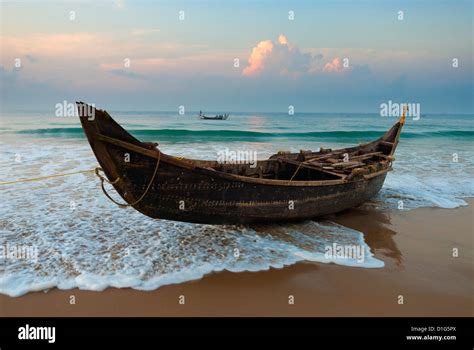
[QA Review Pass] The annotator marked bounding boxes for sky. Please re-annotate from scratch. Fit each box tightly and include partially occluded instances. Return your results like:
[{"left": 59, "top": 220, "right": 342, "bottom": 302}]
[{"left": 0, "top": 0, "right": 472, "bottom": 113}]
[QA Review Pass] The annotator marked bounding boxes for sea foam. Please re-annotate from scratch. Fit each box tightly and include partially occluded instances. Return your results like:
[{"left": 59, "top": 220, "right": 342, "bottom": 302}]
[{"left": 0, "top": 136, "right": 472, "bottom": 297}]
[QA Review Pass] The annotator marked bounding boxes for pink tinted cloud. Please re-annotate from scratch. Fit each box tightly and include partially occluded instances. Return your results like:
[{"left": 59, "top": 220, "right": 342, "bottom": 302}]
[
  {"left": 243, "top": 35, "right": 311, "bottom": 77},
  {"left": 99, "top": 52, "right": 240, "bottom": 77},
  {"left": 242, "top": 40, "right": 274, "bottom": 76},
  {"left": 323, "top": 57, "right": 343, "bottom": 73},
  {"left": 278, "top": 34, "right": 288, "bottom": 45},
  {"left": 243, "top": 35, "right": 343, "bottom": 78},
  {"left": 1, "top": 33, "right": 105, "bottom": 58}
]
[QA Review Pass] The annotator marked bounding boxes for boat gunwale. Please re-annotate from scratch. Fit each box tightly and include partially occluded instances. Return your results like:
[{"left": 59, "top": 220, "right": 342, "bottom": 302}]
[{"left": 95, "top": 133, "right": 392, "bottom": 187}]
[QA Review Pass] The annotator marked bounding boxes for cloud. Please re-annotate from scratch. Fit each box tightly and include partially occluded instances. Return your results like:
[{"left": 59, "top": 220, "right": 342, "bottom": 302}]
[
  {"left": 1, "top": 33, "right": 105, "bottom": 58},
  {"left": 277, "top": 35, "right": 288, "bottom": 45},
  {"left": 242, "top": 40, "right": 274, "bottom": 76},
  {"left": 243, "top": 35, "right": 336, "bottom": 77},
  {"left": 99, "top": 51, "right": 240, "bottom": 78},
  {"left": 323, "top": 57, "right": 343, "bottom": 72}
]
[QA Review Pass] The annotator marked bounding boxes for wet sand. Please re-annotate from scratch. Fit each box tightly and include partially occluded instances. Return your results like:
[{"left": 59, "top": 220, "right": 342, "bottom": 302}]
[{"left": 1, "top": 199, "right": 472, "bottom": 317}]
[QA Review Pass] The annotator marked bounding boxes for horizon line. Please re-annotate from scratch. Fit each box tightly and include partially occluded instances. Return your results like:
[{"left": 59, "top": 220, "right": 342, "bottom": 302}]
[{"left": 2, "top": 109, "right": 473, "bottom": 116}]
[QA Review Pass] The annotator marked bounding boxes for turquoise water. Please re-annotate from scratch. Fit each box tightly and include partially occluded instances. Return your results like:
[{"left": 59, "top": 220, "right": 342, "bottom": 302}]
[
  {"left": 5, "top": 111, "right": 474, "bottom": 140},
  {"left": 0, "top": 111, "right": 472, "bottom": 296}
]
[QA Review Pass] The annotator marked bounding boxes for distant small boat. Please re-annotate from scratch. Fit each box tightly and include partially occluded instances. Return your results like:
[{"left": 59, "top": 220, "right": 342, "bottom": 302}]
[
  {"left": 78, "top": 102, "right": 405, "bottom": 224},
  {"left": 199, "top": 111, "right": 229, "bottom": 120}
]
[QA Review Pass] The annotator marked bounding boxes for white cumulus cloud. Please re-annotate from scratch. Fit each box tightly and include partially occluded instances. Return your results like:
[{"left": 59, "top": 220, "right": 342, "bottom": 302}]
[{"left": 243, "top": 35, "right": 347, "bottom": 77}]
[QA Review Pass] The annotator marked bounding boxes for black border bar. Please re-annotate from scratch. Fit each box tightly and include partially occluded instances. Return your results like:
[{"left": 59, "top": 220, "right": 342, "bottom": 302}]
[{"left": 0, "top": 317, "right": 472, "bottom": 345}]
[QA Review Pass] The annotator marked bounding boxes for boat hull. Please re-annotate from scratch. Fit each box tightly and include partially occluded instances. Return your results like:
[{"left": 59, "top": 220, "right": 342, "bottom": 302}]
[
  {"left": 122, "top": 158, "right": 386, "bottom": 224},
  {"left": 77, "top": 102, "right": 399, "bottom": 225}
]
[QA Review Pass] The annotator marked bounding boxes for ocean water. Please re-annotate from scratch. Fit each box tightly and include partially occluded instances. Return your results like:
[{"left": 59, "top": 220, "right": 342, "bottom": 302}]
[{"left": 0, "top": 111, "right": 473, "bottom": 297}]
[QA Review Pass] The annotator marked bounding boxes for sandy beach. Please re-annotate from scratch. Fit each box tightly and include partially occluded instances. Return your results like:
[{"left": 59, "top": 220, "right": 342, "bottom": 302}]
[{"left": 1, "top": 199, "right": 472, "bottom": 317}]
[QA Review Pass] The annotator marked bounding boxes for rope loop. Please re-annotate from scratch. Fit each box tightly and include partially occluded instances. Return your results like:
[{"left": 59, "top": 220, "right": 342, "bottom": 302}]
[{"left": 94, "top": 150, "right": 161, "bottom": 208}]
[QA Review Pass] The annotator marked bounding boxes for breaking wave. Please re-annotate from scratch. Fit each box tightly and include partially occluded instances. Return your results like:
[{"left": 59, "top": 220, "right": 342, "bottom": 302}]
[{"left": 16, "top": 127, "right": 474, "bottom": 142}]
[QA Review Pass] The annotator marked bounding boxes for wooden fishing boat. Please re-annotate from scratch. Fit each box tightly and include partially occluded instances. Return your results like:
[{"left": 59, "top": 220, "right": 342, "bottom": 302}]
[
  {"left": 199, "top": 111, "right": 229, "bottom": 120},
  {"left": 77, "top": 102, "right": 405, "bottom": 224}
]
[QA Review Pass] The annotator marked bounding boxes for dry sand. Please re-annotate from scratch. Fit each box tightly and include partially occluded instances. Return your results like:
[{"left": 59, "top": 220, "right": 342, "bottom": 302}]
[{"left": 1, "top": 200, "right": 472, "bottom": 317}]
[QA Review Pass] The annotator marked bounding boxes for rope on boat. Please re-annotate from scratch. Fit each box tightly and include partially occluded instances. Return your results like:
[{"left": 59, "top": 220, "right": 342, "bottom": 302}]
[
  {"left": 289, "top": 162, "right": 303, "bottom": 182},
  {"left": 0, "top": 169, "right": 95, "bottom": 185},
  {"left": 95, "top": 150, "right": 161, "bottom": 208},
  {"left": 0, "top": 151, "right": 161, "bottom": 210}
]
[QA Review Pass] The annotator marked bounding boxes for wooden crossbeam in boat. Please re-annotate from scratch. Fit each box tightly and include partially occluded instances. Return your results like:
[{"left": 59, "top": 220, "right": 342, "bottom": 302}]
[
  {"left": 374, "top": 153, "right": 392, "bottom": 159},
  {"left": 304, "top": 150, "right": 348, "bottom": 161},
  {"left": 379, "top": 141, "right": 394, "bottom": 147},
  {"left": 332, "top": 161, "right": 365, "bottom": 168},
  {"left": 315, "top": 151, "right": 389, "bottom": 165},
  {"left": 347, "top": 152, "right": 383, "bottom": 161},
  {"left": 277, "top": 157, "right": 347, "bottom": 178},
  {"left": 96, "top": 134, "right": 159, "bottom": 158}
]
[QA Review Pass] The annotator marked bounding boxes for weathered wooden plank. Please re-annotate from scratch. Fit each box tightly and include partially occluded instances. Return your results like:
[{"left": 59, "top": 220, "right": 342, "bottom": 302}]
[{"left": 332, "top": 161, "right": 365, "bottom": 168}]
